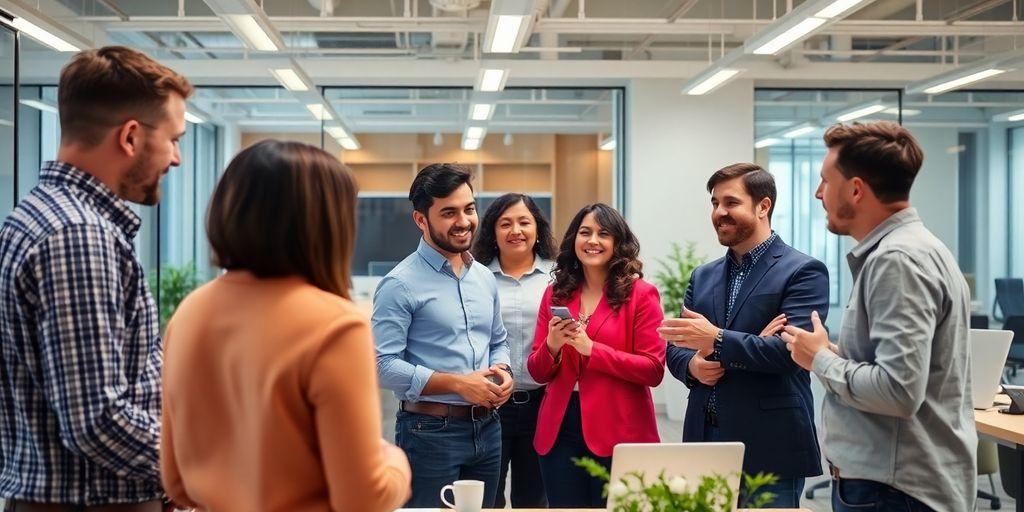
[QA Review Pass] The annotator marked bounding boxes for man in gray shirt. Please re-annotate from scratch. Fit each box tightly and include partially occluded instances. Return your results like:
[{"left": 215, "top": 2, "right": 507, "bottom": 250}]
[{"left": 782, "top": 121, "right": 975, "bottom": 512}]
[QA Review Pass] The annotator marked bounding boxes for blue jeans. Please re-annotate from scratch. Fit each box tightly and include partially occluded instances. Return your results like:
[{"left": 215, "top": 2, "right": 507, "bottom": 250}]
[
  {"left": 704, "top": 421, "right": 805, "bottom": 509},
  {"left": 538, "top": 392, "right": 611, "bottom": 508},
  {"left": 831, "top": 478, "right": 936, "bottom": 512},
  {"left": 395, "top": 410, "right": 502, "bottom": 508}
]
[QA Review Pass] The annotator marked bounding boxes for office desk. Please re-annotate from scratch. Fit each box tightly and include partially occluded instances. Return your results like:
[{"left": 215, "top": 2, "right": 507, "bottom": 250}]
[{"left": 976, "top": 397, "right": 1023, "bottom": 511}]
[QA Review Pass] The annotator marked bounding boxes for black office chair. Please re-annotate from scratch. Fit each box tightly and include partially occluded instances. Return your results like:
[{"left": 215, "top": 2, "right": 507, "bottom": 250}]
[
  {"left": 999, "top": 445, "right": 1020, "bottom": 504},
  {"left": 1004, "top": 316, "right": 1024, "bottom": 378},
  {"left": 993, "top": 278, "right": 1024, "bottom": 323}
]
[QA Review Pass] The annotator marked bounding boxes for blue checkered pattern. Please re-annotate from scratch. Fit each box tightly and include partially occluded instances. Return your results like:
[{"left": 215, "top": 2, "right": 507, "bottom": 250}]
[
  {"left": 0, "top": 161, "right": 163, "bottom": 505},
  {"left": 707, "top": 231, "right": 777, "bottom": 418}
]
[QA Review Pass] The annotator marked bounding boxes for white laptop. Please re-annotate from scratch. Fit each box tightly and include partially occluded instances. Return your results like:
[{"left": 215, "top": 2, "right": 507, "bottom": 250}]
[
  {"left": 971, "top": 328, "right": 1013, "bottom": 409},
  {"left": 608, "top": 442, "right": 745, "bottom": 511}
]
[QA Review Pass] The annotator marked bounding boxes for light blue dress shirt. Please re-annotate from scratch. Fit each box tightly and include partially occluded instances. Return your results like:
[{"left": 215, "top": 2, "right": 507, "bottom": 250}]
[
  {"left": 488, "top": 257, "right": 553, "bottom": 391},
  {"left": 373, "top": 238, "right": 511, "bottom": 405}
]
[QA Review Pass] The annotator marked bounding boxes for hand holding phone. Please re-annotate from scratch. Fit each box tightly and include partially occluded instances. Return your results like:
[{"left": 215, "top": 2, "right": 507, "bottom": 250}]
[{"left": 550, "top": 306, "right": 575, "bottom": 321}]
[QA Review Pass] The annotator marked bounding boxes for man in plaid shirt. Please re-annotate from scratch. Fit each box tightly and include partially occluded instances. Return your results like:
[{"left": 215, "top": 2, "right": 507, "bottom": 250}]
[{"left": 0, "top": 47, "right": 191, "bottom": 511}]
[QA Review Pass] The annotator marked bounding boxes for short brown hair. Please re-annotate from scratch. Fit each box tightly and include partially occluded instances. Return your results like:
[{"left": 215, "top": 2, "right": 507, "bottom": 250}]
[
  {"left": 823, "top": 121, "right": 923, "bottom": 203},
  {"left": 206, "top": 140, "right": 358, "bottom": 299},
  {"left": 58, "top": 46, "right": 193, "bottom": 147},
  {"left": 706, "top": 163, "right": 777, "bottom": 221}
]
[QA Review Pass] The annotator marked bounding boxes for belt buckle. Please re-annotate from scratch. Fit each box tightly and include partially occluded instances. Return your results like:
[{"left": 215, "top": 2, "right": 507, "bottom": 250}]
[
  {"left": 470, "top": 405, "right": 492, "bottom": 421},
  {"left": 512, "top": 390, "right": 530, "bottom": 404}
]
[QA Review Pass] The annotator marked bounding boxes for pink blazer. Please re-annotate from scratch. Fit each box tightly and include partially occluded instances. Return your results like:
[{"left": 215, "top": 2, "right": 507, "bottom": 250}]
[{"left": 527, "top": 279, "right": 665, "bottom": 457}]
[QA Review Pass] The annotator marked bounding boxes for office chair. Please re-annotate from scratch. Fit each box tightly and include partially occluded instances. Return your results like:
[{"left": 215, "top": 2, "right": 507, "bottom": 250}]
[
  {"left": 804, "top": 479, "right": 830, "bottom": 500},
  {"left": 978, "top": 440, "right": 1002, "bottom": 509},
  {"left": 1004, "top": 316, "right": 1024, "bottom": 378},
  {"left": 999, "top": 444, "right": 1020, "bottom": 505},
  {"left": 993, "top": 278, "right": 1024, "bottom": 323}
]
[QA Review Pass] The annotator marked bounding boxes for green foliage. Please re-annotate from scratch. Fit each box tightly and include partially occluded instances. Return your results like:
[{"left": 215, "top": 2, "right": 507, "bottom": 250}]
[
  {"left": 653, "top": 242, "right": 706, "bottom": 315},
  {"left": 149, "top": 263, "right": 200, "bottom": 332},
  {"left": 574, "top": 457, "right": 778, "bottom": 512}
]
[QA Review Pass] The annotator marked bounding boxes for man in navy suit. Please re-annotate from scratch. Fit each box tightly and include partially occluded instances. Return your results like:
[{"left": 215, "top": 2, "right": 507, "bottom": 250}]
[{"left": 661, "top": 163, "right": 830, "bottom": 508}]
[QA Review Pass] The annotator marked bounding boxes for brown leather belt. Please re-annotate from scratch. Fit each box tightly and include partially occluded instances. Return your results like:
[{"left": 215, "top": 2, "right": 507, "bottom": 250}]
[
  {"left": 5, "top": 499, "right": 163, "bottom": 512},
  {"left": 401, "top": 401, "right": 494, "bottom": 421}
]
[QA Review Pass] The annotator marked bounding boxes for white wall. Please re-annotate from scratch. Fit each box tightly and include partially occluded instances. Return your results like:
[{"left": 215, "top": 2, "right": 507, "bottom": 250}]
[{"left": 626, "top": 78, "right": 755, "bottom": 422}]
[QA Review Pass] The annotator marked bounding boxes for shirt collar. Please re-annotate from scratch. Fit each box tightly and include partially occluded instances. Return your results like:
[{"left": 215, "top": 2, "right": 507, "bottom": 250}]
[
  {"left": 487, "top": 256, "right": 550, "bottom": 277},
  {"left": 728, "top": 231, "right": 778, "bottom": 268},
  {"left": 38, "top": 161, "right": 142, "bottom": 239},
  {"left": 416, "top": 237, "right": 475, "bottom": 273},
  {"left": 849, "top": 207, "right": 921, "bottom": 261}
]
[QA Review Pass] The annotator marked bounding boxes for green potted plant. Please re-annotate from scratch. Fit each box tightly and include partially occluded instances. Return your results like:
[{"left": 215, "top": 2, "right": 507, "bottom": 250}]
[
  {"left": 575, "top": 457, "right": 778, "bottom": 511},
  {"left": 653, "top": 242, "right": 706, "bottom": 316},
  {"left": 149, "top": 262, "right": 201, "bottom": 332}
]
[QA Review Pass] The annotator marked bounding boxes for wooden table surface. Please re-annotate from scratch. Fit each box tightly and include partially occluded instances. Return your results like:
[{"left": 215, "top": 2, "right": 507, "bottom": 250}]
[{"left": 975, "top": 395, "right": 1024, "bottom": 445}]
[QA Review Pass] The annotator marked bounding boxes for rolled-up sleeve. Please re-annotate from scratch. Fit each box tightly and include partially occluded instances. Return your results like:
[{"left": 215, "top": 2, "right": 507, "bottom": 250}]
[
  {"left": 372, "top": 276, "right": 434, "bottom": 401},
  {"left": 812, "top": 250, "right": 938, "bottom": 419}
]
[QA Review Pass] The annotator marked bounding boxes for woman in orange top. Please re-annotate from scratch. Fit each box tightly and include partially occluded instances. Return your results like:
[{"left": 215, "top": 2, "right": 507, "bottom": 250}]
[{"left": 160, "top": 140, "right": 411, "bottom": 512}]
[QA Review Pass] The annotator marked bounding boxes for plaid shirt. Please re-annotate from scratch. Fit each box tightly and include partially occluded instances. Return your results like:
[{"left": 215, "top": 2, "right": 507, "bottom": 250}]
[{"left": 0, "top": 161, "right": 163, "bottom": 505}]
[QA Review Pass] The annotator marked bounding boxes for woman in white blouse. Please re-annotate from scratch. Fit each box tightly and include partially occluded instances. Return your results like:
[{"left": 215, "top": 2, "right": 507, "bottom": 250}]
[{"left": 471, "top": 193, "right": 557, "bottom": 508}]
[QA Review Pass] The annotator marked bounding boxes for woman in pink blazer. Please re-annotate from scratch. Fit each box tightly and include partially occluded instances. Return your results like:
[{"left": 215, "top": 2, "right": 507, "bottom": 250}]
[{"left": 527, "top": 203, "right": 665, "bottom": 508}]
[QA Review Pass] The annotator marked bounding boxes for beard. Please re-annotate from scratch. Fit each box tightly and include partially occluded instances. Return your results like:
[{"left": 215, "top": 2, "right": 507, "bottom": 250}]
[
  {"left": 122, "top": 142, "right": 166, "bottom": 206},
  {"left": 825, "top": 199, "right": 856, "bottom": 235},
  {"left": 714, "top": 215, "right": 757, "bottom": 248},
  {"left": 427, "top": 218, "right": 475, "bottom": 254}
]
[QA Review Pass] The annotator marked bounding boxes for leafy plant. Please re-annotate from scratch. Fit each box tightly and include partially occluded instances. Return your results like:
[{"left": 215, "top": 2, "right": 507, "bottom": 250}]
[
  {"left": 149, "top": 263, "right": 200, "bottom": 332},
  {"left": 653, "top": 242, "right": 706, "bottom": 316},
  {"left": 575, "top": 457, "right": 778, "bottom": 512}
]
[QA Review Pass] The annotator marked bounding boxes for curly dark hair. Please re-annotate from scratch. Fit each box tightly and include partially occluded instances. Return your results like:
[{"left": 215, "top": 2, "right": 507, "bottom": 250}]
[
  {"left": 471, "top": 193, "right": 557, "bottom": 265},
  {"left": 551, "top": 203, "right": 642, "bottom": 310}
]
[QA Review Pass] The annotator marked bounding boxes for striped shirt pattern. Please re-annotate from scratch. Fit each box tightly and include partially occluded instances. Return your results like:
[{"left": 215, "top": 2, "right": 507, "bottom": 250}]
[{"left": 0, "top": 161, "right": 163, "bottom": 505}]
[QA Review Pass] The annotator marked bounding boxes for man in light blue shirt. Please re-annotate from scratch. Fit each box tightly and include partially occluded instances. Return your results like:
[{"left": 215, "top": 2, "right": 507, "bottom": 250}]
[{"left": 373, "top": 163, "right": 513, "bottom": 508}]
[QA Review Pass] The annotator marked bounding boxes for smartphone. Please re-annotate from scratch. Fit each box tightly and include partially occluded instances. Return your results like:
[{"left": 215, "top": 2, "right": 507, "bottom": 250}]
[{"left": 550, "top": 306, "right": 576, "bottom": 322}]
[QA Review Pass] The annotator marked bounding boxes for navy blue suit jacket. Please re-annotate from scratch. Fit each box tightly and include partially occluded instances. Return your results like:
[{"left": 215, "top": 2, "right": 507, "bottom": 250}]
[{"left": 666, "top": 237, "right": 829, "bottom": 479}]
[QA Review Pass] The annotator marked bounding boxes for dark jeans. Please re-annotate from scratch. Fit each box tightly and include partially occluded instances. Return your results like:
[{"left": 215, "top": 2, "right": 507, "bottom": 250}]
[
  {"left": 395, "top": 409, "right": 502, "bottom": 508},
  {"left": 832, "top": 478, "right": 936, "bottom": 512},
  {"left": 538, "top": 392, "right": 611, "bottom": 508},
  {"left": 495, "top": 387, "right": 548, "bottom": 508},
  {"left": 704, "top": 419, "right": 805, "bottom": 509}
]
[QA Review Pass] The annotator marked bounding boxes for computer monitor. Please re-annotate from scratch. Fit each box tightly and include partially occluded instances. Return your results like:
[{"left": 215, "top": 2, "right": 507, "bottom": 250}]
[
  {"left": 971, "top": 328, "right": 1013, "bottom": 409},
  {"left": 608, "top": 442, "right": 744, "bottom": 511}
]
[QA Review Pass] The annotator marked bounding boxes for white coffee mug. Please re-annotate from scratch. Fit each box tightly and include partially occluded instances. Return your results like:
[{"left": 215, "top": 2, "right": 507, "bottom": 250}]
[{"left": 439, "top": 479, "right": 484, "bottom": 512}]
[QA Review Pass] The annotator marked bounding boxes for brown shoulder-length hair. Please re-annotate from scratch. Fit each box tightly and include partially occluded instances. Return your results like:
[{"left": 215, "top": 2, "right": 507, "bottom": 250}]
[
  {"left": 551, "top": 203, "right": 642, "bottom": 310},
  {"left": 206, "top": 140, "right": 358, "bottom": 298}
]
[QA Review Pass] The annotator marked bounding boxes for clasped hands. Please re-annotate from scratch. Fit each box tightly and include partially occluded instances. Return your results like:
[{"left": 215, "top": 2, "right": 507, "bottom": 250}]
[
  {"left": 456, "top": 365, "right": 514, "bottom": 409},
  {"left": 545, "top": 316, "right": 595, "bottom": 359}
]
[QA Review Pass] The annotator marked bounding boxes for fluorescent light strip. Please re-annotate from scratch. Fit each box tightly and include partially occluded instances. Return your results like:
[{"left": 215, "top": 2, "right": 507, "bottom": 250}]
[
  {"left": 338, "top": 137, "right": 360, "bottom": 150},
  {"left": 489, "top": 15, "right": 525, "bottom": 53},
  {"left": 922, "top": 68, "right": 1007, "bottom": 95},
  {"left": 466, "top": 126, "right": 486, "bottom": 139},
  {"left": 1, "top": 17, "right": 80, "bottom": 52},
  {"left": 752, "top": 17, "right": 827, "bottom": 55},
  {"left": 184, "top": 111, "right": 205, "bottom": 124},
  {"left": 325, "top": 126, "right": 348, "bottom": 139},
  {"left": 269, "top": 68, "right": 309, "bottom": 91},
  {"left": 837, "top": 104, "right": 887, "bottom": 122},
  {"left": 1009, "top": 112, "right": 1024, "bottom": 122},
  {"left": 477, "top": 68, "right": 507, "bottom": 92},
  {"left": 784, "top": 126, "right": 816, "bottom": 138},
  {"left": 225, "top": 14, "right": 279, "bottom": 52},
  {"left": 755, "top": 138, "right": 782, "bottom": 149},
  {"left": 815, "top": 0, "right": 868, "bottom": 19},
  {"left": 19, "top": 99, "right": 58, "bottom": 114},
  {"left": 462, "top": 138, "right": 483, "bottom": 151},
  {"left": 470, "top": 103, "right": 494, "bottom": 121},
  {"left": 686, "top": 68, "right": 741, "bottom": 96},
  {"left": 305, "top": 103, "right": 333, "bottom": 121}
]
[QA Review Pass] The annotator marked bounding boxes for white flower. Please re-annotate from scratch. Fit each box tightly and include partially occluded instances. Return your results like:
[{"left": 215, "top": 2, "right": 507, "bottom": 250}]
[
  {"left": 668, "top": 476, "right": 688, "bottom": 495},
  {"left": 608, "top": 481, "right": 629, "bottom": 498}
]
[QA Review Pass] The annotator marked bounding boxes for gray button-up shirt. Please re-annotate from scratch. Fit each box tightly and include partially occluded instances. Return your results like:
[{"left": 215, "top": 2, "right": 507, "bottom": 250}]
[
  {"left": 812, "top": 208, "right": 976, "bottom": 511},
  {"left": 489, "top": 257, "right": 553, "bottom": 391}
]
